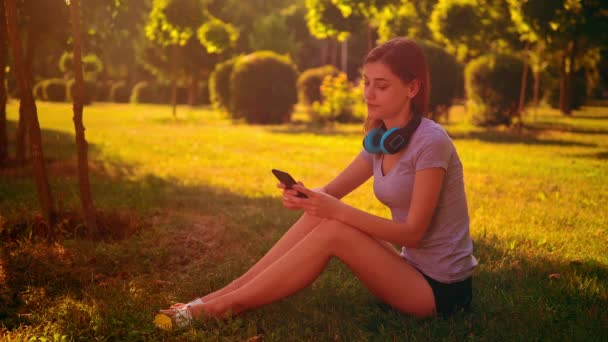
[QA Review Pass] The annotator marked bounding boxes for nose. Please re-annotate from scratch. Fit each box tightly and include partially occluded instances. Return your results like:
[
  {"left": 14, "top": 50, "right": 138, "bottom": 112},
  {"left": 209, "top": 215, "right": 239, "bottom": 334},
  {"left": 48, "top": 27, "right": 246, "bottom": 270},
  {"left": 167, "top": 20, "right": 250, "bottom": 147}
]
[{"left": 364, "top": 85, "right": 375, "bottom": 101}]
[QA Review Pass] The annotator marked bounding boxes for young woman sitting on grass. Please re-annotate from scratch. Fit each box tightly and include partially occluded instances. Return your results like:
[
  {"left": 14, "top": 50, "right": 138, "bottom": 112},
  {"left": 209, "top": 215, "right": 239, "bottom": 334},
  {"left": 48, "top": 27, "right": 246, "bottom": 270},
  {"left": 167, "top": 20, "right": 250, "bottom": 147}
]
[{"left": 156, "top": 37, "right": 477, "bottom": 330}]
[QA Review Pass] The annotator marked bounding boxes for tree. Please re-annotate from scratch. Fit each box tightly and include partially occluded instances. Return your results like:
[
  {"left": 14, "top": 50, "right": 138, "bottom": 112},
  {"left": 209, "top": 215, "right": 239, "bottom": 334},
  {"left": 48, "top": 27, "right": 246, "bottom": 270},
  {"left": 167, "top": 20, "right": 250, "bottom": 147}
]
[
  {"left": 68, "top": 0, "right": 97, "bottom": 235},
  {"left": 4, "top": 0, "right": 56, "bottom": 225},
  {"left": 0, "top": 1, "right": 7, "bottom": 165},
  {"left": 430, "top": 0, "right": 521, "bottom": 62},
  {"left": 508, "top": 0, "right": 608, "bottom": 115},
  {"left": 145, "top": 0, "right": 237, "bottom": 115}
]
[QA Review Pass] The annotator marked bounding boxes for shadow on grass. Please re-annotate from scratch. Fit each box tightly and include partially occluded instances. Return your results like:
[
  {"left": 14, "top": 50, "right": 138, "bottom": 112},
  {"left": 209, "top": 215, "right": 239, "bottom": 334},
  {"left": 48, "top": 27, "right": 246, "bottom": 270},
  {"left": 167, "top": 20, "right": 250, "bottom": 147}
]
[
  {"left": 448, "top": 129, "right": 597, "bottom": 147},
  {"left": 1, "top": 121, "right": 606, "bottom": 340}
]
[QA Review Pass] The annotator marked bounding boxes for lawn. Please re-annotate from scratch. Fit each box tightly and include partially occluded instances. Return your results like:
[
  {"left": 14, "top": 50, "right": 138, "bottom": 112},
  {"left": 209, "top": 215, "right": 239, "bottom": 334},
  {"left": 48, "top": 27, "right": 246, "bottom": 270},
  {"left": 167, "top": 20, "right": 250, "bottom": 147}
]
[{"left": 0, "top": 101, "right": 606, "bottom": 341}]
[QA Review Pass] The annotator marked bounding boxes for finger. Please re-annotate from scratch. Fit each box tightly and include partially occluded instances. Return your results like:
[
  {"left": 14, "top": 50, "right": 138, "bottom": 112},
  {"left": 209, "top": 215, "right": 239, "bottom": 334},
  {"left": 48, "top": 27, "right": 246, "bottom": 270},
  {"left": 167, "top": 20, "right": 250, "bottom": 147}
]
[
  {"left": 277, "top": 183, "right": 286, "bottom": 189},
  {"left": 293, "top": 184, "right": 314, "bottom": 197}
]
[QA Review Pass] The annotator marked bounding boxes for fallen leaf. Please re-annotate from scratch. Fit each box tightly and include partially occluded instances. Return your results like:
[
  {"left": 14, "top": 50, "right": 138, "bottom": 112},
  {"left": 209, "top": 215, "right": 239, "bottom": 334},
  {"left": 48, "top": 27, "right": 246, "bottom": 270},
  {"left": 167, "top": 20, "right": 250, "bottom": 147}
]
[{"left": 548, "top": 273, "right": 560, "bottom": 279}]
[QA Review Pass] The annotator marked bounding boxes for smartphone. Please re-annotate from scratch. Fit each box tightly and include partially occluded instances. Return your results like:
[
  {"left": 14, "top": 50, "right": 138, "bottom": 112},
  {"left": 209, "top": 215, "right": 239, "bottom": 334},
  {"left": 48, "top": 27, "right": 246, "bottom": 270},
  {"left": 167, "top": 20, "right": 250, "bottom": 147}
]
[{"left": 271, "top": 169, "right": 308, "bottom": 198}]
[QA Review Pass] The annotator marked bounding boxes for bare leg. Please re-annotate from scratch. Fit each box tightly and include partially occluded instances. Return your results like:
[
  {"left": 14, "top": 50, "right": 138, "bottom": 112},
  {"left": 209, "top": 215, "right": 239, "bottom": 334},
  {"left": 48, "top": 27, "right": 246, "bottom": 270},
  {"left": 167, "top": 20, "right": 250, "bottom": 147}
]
[
  {"left": 194, "top": 219, "right": 435, "bottom": 319},
  {"left": 200, "top": 213, "right": 324, "bottom": 302}
]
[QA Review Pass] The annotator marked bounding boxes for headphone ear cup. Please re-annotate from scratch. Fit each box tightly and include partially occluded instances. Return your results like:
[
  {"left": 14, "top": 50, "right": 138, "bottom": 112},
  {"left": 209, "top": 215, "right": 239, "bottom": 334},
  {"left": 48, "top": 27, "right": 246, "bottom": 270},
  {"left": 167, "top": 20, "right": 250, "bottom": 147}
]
[
  {"left": 379, "top": 127, "right": 403, "bottom": 154},
  {"left": 363, "top": 128, "right": 385, "bottom": 154}
]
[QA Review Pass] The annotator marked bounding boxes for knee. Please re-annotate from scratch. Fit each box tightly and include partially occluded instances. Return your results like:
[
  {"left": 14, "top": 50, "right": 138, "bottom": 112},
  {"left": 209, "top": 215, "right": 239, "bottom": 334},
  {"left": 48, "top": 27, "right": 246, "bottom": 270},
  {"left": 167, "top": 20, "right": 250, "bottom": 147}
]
[{"left": 310, "top": 219, "right": 356, "bottom": 248}]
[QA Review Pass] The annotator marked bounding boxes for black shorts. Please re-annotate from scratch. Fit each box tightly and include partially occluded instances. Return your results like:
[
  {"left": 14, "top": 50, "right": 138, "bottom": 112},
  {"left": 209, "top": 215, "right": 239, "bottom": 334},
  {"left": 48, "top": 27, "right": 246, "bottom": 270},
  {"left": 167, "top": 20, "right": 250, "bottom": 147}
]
[{"left": 420, "top": 272, "right": 472, "bottom": 316}]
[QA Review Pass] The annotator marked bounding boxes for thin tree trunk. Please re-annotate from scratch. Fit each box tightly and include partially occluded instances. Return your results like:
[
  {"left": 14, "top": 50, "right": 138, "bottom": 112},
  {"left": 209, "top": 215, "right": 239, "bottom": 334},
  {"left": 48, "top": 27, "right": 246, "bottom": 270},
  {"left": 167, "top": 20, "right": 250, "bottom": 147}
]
[
  {"left": 188, "top": 74, "right": 198, "bottom": 106},
  {"left": 5, "top": 0, "right": 55, "bottom": 225},
  {"left": 340, "top": 37, "right": 347, "bottom": 74},
  {"left": 517, "top": 41, "right": 530, "bottom": 127},
  {"left": 533, "top": 69, "right": 540, "bottom": 120},
  {"left": 16, "top": 103, "right": 25, "bottom": 163},
  {"left": 367, "top": 22, "right": 373, "bottom": 51},
  {"left": 321, "top": 39, "right": 328, "bottom": 65},
  {"left": 170, "top": 44, "right": 178, "bottom": 119},
  {"left": 331, "top": 39, "right": 338, "bottom": 68},
  {"left": 0, "top": 1, "right": 7, "bottom": 165},
  {"left": 70, "top": 0, "right": 97, "bottom": 236},
  {"left": 560, "top": 39, "right": 576, "bottom": 115}
]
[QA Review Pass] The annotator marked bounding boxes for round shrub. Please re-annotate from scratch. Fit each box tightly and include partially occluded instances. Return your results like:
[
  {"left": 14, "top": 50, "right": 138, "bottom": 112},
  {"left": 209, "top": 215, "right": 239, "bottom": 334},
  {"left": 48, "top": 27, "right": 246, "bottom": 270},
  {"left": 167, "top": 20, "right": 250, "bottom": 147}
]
[
  {"left": 110, "top": 81, "right": 130, "bottom": 103},
  {"left": 547, "top": 69, "right": 587, "bottom": 110},
  {"left": 43, "top": 79, "right": 68, "bottom": 102},
  {"left": 231, "top": 51, "right": 298, "bottom": 124},
  {"left": 419, "top": 40, "right": 462, "bottom": 121},
  {"left": 465, "top": 54, "right": 532, "bottom": 126},
  {"left": 67, "top": 79, "right": 96, "bottom": 105},
  {"left": 33, "top": 80, "right": 45, "bottom": 100},
  {"left": 130, "top": 81, "right": 162, "bottom": 104},
  {"left": 95, "top": 81, "right": 112, "bottom": 102},
  {"left": 297, "top": 65, "right": 339, "bottom": 105},
  {"left": 209, "top": 56, "right": 239, "bottom": 111}
]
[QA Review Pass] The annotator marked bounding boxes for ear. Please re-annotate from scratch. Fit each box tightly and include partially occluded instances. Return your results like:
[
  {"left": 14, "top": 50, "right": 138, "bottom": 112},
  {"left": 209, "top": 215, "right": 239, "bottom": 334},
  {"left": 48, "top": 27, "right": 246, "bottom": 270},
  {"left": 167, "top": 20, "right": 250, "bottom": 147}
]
[{"left": 406, "top": 79, "right": 421, "bottom": 99}]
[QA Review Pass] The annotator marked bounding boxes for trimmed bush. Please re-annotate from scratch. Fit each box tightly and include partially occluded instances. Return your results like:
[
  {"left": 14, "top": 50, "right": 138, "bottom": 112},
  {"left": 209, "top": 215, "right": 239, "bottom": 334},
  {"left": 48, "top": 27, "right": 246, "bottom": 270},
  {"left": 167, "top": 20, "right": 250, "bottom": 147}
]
[
  {"left": 419, "top": 40, "right": 462, "bottom": 121},
  {"left": 67, "top": 79, "right": 96, "bottom": 105},
  {"left": 209, "top": 56, "right": 239, "bottom": 111},
  {"left": 297, "top": 65, "right": 339, "bottom": 105},
  {"left": 109, "top": 81, "right": 130, "bottom": 103},
  {"left": 130, "top": 81, "right": 162, "bottom": 104},
  {"left": 43, "top": 79, "right": 68, "bottom": 102},
  {"left": 547, "top": 69, "right": 587, "bottom": 110},
  {"left": 231, "top": 51, "right": 298, "bottom": 124},
  {"left": 33, "top": 80, "right": 45, "bottom": 100},
  {"left": 95, "top": 81, "right": 112, "bottom": 102},
  {"left": 465, "top": 54, "right": 532, "bottom": 126}
]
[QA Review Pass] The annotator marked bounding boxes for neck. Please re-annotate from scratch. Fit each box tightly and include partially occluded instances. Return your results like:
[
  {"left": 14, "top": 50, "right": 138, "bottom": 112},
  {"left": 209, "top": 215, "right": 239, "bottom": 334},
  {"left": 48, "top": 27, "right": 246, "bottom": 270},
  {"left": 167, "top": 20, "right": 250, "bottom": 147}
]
[{"left": 382, "top": 108, "right": 414, "bottom": 130}]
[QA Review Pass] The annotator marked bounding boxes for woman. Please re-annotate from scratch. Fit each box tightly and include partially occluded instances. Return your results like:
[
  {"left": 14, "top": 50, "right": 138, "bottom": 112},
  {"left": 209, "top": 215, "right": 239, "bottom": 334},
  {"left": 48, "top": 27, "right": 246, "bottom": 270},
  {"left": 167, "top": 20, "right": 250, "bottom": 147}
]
[{"left": 156, "top": 38, "right": 477, "bottom": 330}]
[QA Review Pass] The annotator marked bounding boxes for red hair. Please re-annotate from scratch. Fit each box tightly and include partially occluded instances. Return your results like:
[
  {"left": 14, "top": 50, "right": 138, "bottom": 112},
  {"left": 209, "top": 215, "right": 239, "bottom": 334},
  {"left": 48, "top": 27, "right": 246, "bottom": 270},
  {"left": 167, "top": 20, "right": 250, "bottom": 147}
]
[{"left": 363, "top": 38, "right": 430, "bottom": 132}]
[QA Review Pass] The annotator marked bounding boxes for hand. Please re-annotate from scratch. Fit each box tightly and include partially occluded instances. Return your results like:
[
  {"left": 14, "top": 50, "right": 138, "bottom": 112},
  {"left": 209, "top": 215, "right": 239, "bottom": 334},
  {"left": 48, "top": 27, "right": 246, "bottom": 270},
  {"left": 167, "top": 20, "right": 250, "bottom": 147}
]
[
  {"left": 277, "top": 181, "right": 306, "bottom": 210},
  {"left": 287, "top": 184, "right": 346, "bottom": 219}
]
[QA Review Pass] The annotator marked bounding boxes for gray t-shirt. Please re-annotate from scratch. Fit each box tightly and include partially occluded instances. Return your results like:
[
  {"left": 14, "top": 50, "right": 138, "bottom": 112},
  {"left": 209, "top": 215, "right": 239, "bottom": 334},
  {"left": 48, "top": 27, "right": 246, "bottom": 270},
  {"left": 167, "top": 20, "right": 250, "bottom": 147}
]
[{"left": 360, "top": 118, "right": 477, "bottom": 283}]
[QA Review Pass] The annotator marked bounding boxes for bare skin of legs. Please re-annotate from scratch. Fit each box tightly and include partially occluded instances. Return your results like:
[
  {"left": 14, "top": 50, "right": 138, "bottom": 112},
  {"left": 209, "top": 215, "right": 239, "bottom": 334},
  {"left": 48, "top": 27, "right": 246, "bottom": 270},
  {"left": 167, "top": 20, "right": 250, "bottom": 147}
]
[{"left": 162, "top": 214, "right": 435, "bottom": 319}]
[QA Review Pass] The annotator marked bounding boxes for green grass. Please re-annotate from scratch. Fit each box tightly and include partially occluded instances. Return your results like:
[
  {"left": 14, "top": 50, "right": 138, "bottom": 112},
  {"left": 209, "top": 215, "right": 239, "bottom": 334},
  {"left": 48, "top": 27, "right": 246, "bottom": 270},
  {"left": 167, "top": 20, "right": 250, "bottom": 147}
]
[{"left": 1, "top": 101, "right": 607, "bottom": 341}]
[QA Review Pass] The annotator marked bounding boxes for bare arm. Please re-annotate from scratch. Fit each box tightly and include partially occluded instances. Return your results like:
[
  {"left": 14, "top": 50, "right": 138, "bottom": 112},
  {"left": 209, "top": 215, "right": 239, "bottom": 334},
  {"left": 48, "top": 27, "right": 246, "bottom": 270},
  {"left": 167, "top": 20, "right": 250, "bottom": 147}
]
[
  {"left": 320, "top": 153, "right": 373, "bottom": 199},
  {"left": 292, "top": 167, "right": 445, "bottom": 248}
]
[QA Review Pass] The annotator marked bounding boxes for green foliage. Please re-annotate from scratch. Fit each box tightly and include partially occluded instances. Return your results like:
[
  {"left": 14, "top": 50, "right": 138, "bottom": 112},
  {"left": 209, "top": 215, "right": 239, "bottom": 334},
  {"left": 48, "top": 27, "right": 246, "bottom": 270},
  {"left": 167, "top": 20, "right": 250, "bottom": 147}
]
[
  {"left": 197, "top": 17, "right": 239, "bottom": 54},
  {"left": 145, "top": 0, "right": 205, "bottom": 47},
  {"left": 376, "top": 1, "right": 423, "bottom": 42},
  {"left": 109, "top": 81, "right": 131, "bottom": 103},
  {"left": 231, "top": 51, "right": 298, "bottom": 124},
  {"left": 297, "top": 65, "right": 340, "bottom": 105},
  {"left": 130, "top": 81, "right": 165, "bottom": 104},
  {"left": 311, "top": 73, "right": 365, "bottom": 124},
  {"left": 209, "top": 56, "right": 240, "bottom": 112},
  {"left": 419, "top": 40, "right": 462, "bottom": 120},
  {"left": 465, "top": 53, "right": 532, "bottom": 126},
  {"left": 430, "top": 0, "right": 520, "bottom": 61},
  {"left": 42, "top": 79, "right": 69, "bottom": 102},
  {"left": 59, "top": 52, "right": 104, "bottom": 81},
  {"left": 67, "top": 79, "right": 97, "bottom": 105},
  {"left": 305, "top": 0, "right": 366, "bottom": 41},
  {"left": 248, "top": 14, "right": 301, "bottom": 59}
]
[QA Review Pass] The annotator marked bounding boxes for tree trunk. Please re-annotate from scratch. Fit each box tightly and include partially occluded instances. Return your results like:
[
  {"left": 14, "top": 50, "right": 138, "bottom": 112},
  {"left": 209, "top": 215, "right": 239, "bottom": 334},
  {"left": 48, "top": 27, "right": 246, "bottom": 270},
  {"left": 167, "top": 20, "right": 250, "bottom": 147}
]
[
  {"left": 340, "top": 38, "right": 348, "bottom": 74},
  {"left": 16, "top": 103, "right": 25, "bottom": 163},
  {"left": 533, "top": 69, "right": 540, "bottom": 120},
  {"left": 188, "top": 74, "right": 198, "bottom": 106},
  {"left": 4, "top": 0, "right": 55, "bottom": 225},
  {"left": 331, "top": 39, "right": 338, "bottom": 68},
  {"left": 321, "top": 39, "right": 328, "bottom": 65},
  {"left": 170, "top": 44, "right": 178, "bottom": 119},
  {"left": 367, "top": 22, "right": 373, "bottom": 51},
  {"left": 560, "top": 39, "right": 576, "bottom": 115},
  {"left": 517, "top": 42, "right": 530, "bottom": 127},
  {"left": 70, "top": 0, "right": 97, "bottom": 236},
  {"left": 0, "top": 1, "right": 7, "bottom": 165}
]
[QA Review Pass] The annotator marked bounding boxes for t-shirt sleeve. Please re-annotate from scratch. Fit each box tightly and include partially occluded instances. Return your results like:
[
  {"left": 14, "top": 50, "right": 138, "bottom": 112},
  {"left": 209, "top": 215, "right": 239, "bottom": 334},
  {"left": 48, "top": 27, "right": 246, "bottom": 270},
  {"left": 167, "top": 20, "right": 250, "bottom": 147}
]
[{"left": 414, "top": 132, "right": 453, "bottom": 171}]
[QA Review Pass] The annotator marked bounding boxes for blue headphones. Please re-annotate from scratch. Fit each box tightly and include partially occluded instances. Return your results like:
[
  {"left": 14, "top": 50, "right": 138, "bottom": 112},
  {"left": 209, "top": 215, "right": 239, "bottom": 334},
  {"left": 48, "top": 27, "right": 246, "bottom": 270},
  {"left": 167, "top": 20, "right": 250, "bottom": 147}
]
[{"left": 362, "top": 115, "right": 422, "bottom": 154}]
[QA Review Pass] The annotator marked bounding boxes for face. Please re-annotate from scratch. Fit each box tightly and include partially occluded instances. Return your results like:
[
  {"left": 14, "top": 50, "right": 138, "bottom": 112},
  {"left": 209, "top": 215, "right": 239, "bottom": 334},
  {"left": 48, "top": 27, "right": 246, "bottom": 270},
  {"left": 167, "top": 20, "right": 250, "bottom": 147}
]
[{"left": 362, "top": 62, "right": 418, "bottom": 123}]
